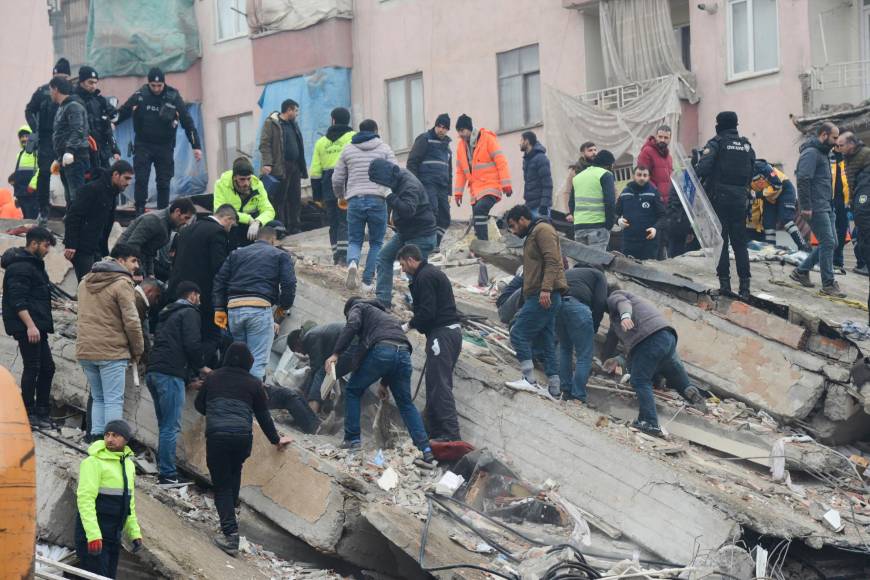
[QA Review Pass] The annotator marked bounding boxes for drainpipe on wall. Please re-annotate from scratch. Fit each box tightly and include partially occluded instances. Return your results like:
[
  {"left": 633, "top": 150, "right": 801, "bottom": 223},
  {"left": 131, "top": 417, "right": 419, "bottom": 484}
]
[{"left": 799, "top": 72, "right": 813, "bottom": 115}]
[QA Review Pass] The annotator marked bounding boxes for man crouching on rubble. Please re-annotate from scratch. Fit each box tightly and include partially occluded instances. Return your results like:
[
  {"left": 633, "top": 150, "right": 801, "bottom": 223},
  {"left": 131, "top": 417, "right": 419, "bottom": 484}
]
[
  {"left": 325, "top": 296, "right": 436, "bottom": 467},
  {"left": 601, "top": 288, "right": 708, "bottom": 437}
]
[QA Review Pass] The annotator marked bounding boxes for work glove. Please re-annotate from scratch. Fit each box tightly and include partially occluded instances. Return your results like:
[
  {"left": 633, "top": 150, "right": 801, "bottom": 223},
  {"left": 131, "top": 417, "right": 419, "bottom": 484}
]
[
  {"left": 214, "top": 311, "right": 228, "bottom": 330},
  {"left": 645, "top": 227, "right": 657, "bottom": 240},
  {"left": 88, "top": 539, "right": 103, "bottom": 555},
  {"left": 131, "top": 539, "right": 143, "bottom": 553},
  {"left": 62, "top": 153, "right": 74, "bottom": 166},
  {"left": 502, "top": 185, "right": 513, "bottom": 197},
  {"left": 617, "top": 217, "right": 630, "bottom": 229},
  {"left": 246, "top": 220, "right": 261, "bottom": 241},
  {"left": 401, "top": 322, "right": 410, "bottom": 333},
  {"left": 274, "top": 307, "right": 288, "bottom": 322},
  {"left": 87, "top": 135, "right": 98, "bottom": 151},
  {"left": 454, "top": 195, "right": 463, "bottom": 207}
]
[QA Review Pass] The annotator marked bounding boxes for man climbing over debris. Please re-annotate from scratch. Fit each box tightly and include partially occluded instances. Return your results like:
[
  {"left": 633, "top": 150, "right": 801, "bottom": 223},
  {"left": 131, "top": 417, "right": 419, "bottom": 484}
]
[
  {"left": 115, "top": 196, "right": 196, "bottom": 277},
  {"left": 601, "top": 288, "right": 708, "bottom": 437},
  {"left": 558, "top": 266, "right": 608, "bottom": 403},
  {"left": 287, "top": 321, "right": 358, "bottom": 414}
]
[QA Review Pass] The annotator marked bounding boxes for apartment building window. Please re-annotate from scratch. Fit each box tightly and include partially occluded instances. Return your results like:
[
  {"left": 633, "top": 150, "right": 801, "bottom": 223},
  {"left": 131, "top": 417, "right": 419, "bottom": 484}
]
[
  {"left": 727, "top": 0, "right": 778, "bottom": 78},
  {"left": 220, "top": 113, "right": 254, "bottom": 173},
  {"left": 386, "top": 74, "right": 424, "bottom": 151},
  {"left": 497, "top": 45, "right": 541, "bottom": 131},
  {"left": 217, "top": 0, "right": 247, "bottom": 41}
]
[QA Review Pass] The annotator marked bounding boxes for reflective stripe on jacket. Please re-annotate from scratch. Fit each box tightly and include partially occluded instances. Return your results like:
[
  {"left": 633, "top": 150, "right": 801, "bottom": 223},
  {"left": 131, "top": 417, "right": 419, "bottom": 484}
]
[
  {"left": 454, "top": 128, "right": 511, "bottom": 205},
  {"left": 213, "top": 170, "right": 276, "bottom": 225},
  {"left": 832, "top": 160, "right": 850, "bottom": 205},
  {"left": 573, "top": 166, "right": 608, "bottom": 225},
  {"left": 76, "top": 440, "right": 141, "bottom": 543}
]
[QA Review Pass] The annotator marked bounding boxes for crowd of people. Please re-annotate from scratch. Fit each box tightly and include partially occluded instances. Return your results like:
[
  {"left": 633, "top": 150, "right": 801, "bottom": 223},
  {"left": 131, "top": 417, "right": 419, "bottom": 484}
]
[{"left": 3, "top": 56, "right": 866, "bottom": 578}]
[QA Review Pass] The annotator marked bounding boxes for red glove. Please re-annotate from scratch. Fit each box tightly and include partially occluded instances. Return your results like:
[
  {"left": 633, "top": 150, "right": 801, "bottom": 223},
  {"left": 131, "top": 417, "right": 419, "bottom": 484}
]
[
  {"left": 502, "top": 185, "right": 513, "bottom": 197},
  {"left": 88, "top": 539, "right": 103, "bottom": 555}
]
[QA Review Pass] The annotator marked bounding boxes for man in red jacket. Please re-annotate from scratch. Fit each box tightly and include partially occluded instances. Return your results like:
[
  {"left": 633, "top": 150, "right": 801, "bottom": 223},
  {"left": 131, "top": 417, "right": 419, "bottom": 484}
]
[{"left": 637, "top": 125, "right": 674, "bottom": 258}]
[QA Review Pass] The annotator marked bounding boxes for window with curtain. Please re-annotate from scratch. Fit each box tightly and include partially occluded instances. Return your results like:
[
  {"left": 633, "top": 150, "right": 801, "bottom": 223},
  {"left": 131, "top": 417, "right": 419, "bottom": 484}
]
[
  {"left": 727, "top": 0, "right": 778, "bottom": 78},
  {"left": 386, "top": 74, "right": 424, "bottom": 151},
  {"left": 220, "top": 113, "right": 254, "bottom": 172},
  {"left": 497, "top": 45, "right": 541, "bottom": 131},
  {"left": 216, "top": 0, "right": 247, "bottom": 42}
]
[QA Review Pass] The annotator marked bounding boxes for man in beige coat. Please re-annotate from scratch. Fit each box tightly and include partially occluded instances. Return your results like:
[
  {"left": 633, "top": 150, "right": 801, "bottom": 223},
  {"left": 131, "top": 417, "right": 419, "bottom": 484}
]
[{"left": 77, "top": 243, "right": 145, "bottom": 439}]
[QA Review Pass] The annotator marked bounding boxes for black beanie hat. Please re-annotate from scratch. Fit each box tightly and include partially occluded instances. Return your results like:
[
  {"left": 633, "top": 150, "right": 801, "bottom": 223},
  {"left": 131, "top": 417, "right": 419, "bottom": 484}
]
[
  {"left": 78, "top": 66, "right": 99, "bottom": 83},
  {"left": 104, "top": 419, "right": 133, "bottom": 441},
  {"left": 593, "top": 149, "right": 616, "bottom": 168},
  {"left": 435, "top": 113, "right": 451, "bottom": 130},
  {"left": 456, "top": 114, "right": 473, "bottom": 132},
  {"left": 147, "top": 67, "right": 165, "bottom": 83},
  {"left": 223, "top": 342, "right": 254, "bottom": 371},
  {"left": 53, "top": 58, "right": 71, "bottom": 76},
  {"left": 715, "top": 111, "right": 739, "bottom": 132},
  {"left": 232, "top": 156, "right": 254, "bottom": 176},
  {"left": 331, "top": 107, "right": 351, "bottom": 126}
]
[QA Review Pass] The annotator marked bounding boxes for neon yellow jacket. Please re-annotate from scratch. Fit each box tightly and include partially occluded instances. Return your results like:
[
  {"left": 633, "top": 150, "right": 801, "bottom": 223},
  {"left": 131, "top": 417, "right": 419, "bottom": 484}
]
[
  {"left": 76, "top": 440, "right": 142, "bottom": 543},
  {"left": 213, "top": 170, "right": 276, "bottom": 225},
  {"left": 309, "top": 131, "right": 356, "bottom": 178}
]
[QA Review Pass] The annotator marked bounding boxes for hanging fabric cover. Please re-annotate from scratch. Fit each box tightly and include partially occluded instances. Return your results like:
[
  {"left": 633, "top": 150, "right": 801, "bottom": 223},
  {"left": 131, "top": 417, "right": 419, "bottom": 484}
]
[{"left": 246, "top": 0, "right": 352, "bottom": 35}]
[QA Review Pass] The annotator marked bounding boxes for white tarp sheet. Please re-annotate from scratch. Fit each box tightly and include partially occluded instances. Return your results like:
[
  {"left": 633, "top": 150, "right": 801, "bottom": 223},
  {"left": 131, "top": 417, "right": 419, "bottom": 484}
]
[{"left": 246, "top": 0, "right": 352, "bottom": 35}]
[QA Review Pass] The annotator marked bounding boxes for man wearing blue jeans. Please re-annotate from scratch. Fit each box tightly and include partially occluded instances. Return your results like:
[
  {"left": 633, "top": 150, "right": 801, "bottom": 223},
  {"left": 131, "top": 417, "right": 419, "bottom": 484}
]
[
  {"left": 146, "top": 281, "right": 206, "bottom": 486},
  {"left": 332, "top": 119, "right": 397, "bottom": 292},
  {"left": 559, "top": 267, "right": 608, "bottom": 402},
  {"left": 213, "top": 226, "right": 296, "bottom": 379},
  {"left": 326, "top": 297, "right": 435, "bottom": 466},
  {"left": 368, "top": 159, "right": 437, "bottom": 308}
]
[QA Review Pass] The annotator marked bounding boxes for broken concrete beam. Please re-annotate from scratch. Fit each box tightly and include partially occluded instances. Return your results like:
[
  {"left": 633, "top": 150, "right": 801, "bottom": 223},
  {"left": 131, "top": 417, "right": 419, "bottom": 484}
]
[
  {"left": 806, "top": 334, "right": 860, "bottom": 363},
  {"left": 824, "top": 384, "right": 862, "bottom": 422},
  {"left": 712, "top": 299, "right": 809, "bottom": 351}
]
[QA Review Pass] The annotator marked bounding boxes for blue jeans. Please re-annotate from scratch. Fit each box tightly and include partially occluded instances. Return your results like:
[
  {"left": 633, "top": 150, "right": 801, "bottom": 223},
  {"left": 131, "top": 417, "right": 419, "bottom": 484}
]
[
  {"left": 798, "top": 210, "right": 836, "bottom": 286},
  {"left": 228, "top": 306, "right": 274, "bottom": 379},
  {"left": 376, "top": 232, "right": 436, "bottom": 306},
  {"left": 347, "top": 196, "right": 387, "bottom": 284},
  {"left": 509, "top": 292, "right": 561, "bottom": 377},
  {"left": 628, "top": 329, "right": 692, "bottom": 427},
  {"left": 146, "top": 372, "right": 186, "bottom": 478},
  {"left": 556, "top": 298, "right": 593, "bottom": 401},
  {"left": 344, "top": 344, "right": 429, "bottom": 452},
  {"left": 80, "top": 359, "right": 128, "bottom": 436}
]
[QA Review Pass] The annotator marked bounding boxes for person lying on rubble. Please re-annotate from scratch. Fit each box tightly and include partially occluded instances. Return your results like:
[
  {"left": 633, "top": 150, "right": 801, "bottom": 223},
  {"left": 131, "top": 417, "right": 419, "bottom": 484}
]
[
  {"left": 601, "top": 288, "right": 709, "bottom": 437},
  {"left": 75, "top": 419, "right": 143, "bottom": 579},
  {"left": 194, "top": 342, "right": 293, "bottom": 557},
  {"left": 557, "top": 266, "right": 607, "bottom": 403},
  {"left": 287, "top": 321, "right": 359, "bottom": 414},
  {"left": 325, "top": 297, "right": 436, "bottom": 466}
]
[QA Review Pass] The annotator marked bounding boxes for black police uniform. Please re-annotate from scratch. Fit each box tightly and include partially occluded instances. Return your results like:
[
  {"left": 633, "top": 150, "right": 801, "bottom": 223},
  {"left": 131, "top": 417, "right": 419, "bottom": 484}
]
[
  {"left": 24, "top": 82, "right": 59, "bottom": 215},
  {"left": 76, "top": 85, "right": 119, "bottom": 170}
]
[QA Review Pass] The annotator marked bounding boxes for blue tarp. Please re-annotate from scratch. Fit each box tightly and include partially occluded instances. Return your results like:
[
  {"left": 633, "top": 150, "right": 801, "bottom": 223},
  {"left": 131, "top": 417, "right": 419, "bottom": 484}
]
[
  {"left": 255, "top": 67, "right": 352, "bottom": 172},
  {"left": 114, "top": 102, "right": 208, "bottom": 205}
]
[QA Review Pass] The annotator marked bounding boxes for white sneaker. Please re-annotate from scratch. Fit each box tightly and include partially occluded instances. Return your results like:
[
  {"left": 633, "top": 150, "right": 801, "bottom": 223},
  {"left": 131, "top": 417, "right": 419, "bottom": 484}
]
[
  {"left": 361, "top": 282, "right": 373, "bottom": 295},
  {"left": 346, "top": 261, "right": 359, "bottom": 290},
  {"left": 504, "top": 377, "right": 539, "bottom": 393}
]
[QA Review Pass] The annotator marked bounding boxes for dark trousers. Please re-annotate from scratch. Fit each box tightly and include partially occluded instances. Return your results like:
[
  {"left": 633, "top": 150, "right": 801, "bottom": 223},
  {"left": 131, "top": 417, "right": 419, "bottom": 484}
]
[
  {"left": 270, "top": 164, "right": 302, "bottom": 232},
  {"left": 60, "top": 159, "right": 88, "bottom": 207},
  {"left": 322, "top": 170, "right": 347, "bottom": 264},
  {"left": 834, "top": 198, "right": 849, "bottom": 268},
  {"left": 629, "top": 329, "right": 692, "bottom": 427},
  {"left": 422, "top": 181, "right": 451, "bottom": 246},
  {"left": 859, "top": 237, "right": 870, "bottom": 321},
  {"left": 73, "top": 251, "right": 99, "bottom": 282},
  {"left": 75, "top": 514, "right": 121, "bottom": 578},
  {"left": 200, "top": 297, "right": 222, "bottom": 368},
  {"left": 16, "top": 334, "right": 55, "bottom": 416},
  {"left": 856, "top": 225, "right": 867, "bottom": 269},
  {"left": 472, "top": 195, "right": 498, "bottom": 240},
  {"left": 17, "top": 196, "right": 39, "bottom": 219},
  {"left": 715, "top": 202, "right": 750, "bottom": 280},
  {"left": 424, "top": 326, "right": 462, "bottom": 441},
  {"left": 36, "top": 146, "right": 55, "bottom": 211},
  {"left": 264, "top": 384, "right": 319, "bottom": 433},
  {"left": 206, "top": 432, "right": 252, "bottom": 537},
  {"left": 623, "top": 238, "right": 658, "bottom": 260},
  {"left": 133, "top": 142, "right": 174, "bottom": 209}
]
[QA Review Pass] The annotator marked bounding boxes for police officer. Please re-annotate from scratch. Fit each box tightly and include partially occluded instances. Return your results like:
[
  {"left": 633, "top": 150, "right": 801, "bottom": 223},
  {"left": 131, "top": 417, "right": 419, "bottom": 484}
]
[
  {"left": 116, "top": 67, "right": 202, "bottom": 214},
  {"left": 407, "top": 114, "right": 452, "bottom": 248},
  {"left": 25, "top": 58, "right": 72, "bottom": 222},
  {"left": 695, "top": 111, "right": 756, "bottom": 300},
  {"left": 76, "top": 66, "right": 120, "bottom": 170}
]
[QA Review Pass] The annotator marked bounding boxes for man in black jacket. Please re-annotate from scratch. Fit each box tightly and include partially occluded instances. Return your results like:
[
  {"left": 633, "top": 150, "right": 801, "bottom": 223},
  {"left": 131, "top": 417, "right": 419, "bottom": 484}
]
[
  {"left": 557, "top": 267, "right": 607, "bottom": 403},
  {"left": 25, "top": 58, "right": 71, "bottom": 221},
  {"left": 1, "top": 227, "right": 57, "bottom": 428},
  {"left": 287, "top": 322, "right": 359, "bottom": 413},
  {"left": 76, "top": 66, "right": 120, "bottom": 170},
  {"left": 64, "top": 160, "right": 134, "bottom": 281},
  {"left": 520, "top": 131, "right": 553, "bottom": 220},
  {"left": 368, "top": 158, "right": 437, "bottom": 308},
  {"left": 194, "top": 342, "right": 292, "bottom": 556},
  {"left": 259, "top": 99, "right": 307, "bottom": 232},
  {"left": 169, "top": 204, "right": 238, "bottom": 365},
  {"left": 407, "top": 114, "right": 452, "bottom": 247},
  {"left": 51, "top": 76, "right": 90, "bottom": 206},
  {"left": 326, "top": 297, "right": 434, "bottom": 465},
  {"left": 398, "top": 244, "right": 463, "bottom": 441},
  {"left": 145, "top": 281, "right": 206, "bottom": 486},
  {"left": 116, "top": 67, "right": 202, "bottom": 214},
  {"left": 115, "top": 197, "right": 196, "bottom": 277}
]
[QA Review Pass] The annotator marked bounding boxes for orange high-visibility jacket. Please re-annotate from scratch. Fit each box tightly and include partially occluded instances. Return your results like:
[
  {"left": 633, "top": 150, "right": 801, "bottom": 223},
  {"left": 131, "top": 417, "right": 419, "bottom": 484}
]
[{"left": 454, "top": 128, "right": 511, "bottom": 205}]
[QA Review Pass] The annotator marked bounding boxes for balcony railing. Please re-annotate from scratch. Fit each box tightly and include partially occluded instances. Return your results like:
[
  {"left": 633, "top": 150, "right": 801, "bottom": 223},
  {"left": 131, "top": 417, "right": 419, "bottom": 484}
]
[
  {"left": 804, "top": 60, "right": 870, "bottom": 112},
  {"left": 577, "top": 75, "right": 674, "bottom": 110}
]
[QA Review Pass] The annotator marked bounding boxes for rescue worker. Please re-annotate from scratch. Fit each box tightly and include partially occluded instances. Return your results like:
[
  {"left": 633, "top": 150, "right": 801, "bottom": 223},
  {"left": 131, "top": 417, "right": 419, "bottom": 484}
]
[
  {"left": 520, "top": 131, "right": 553, "bottom": 220},
  {"left": 453, "top": 114, "right": 512, "bottom": 240},
  {"left": 407, "top": 114, "right": 452, "bottom": 247},
  {"left": 258, "top": 98, "right": 307, "bottom": 232},
  {"left": 572, "top": 149, "right": 616, "bottom": 251},
  {"left": 837, "top": 132, "right": 870, "bottom": 289},
  {"left": 563, "top": 141, "right": 597, "bottom": 220},
  {"left": 75, "top": 420, "right": 143, "bottom": 579},
  {"left": 695, "top": 111, "right": 756, "bottom": 300},
  {"left": 286, "top": 322, "right": 358, "bottom": 414},
  {"left": 76, "top": 66, "right": 120, "bottom": 170},
  {"left": 116, "top": 67, "right": 202, "bottom": 214},
  {"left": 849, "top": 163, "right": 870, "bottom": 319},
  {"left": 616, "top": 165, "right": 665, "bottom": 260},
  {"left": 310, "top": 107, "right": 354, "bottom": 265},
  {"left": 50, "top": 76, "right": 90, "bottom": 206},
  {"left": 115, "top": 197, "right": 196, "bottom": 277},
  {"left": 558, "top": 266, "right": 608, "bottom": 403},
  {"left": 213, "top": 156, "right": 278, "bottom": 249},
  {"left": 832, "top": 147, "right": 850, "bottom": 274},
  {"left": 398, "top": 244, "right": 463, "bottom": 441},
  {"left": 749, "top": 161, "right": 808, "bottom": 251},
  {"left": 9, "top": 125, "right": 39, "bottom": 218},
  {"left": 25, "top": 58, "right": 71, "bottom": 222}
]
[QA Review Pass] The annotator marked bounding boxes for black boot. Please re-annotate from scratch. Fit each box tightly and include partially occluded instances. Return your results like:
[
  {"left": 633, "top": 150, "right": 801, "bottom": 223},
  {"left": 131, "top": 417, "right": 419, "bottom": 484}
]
[
  {"left": 213, "top": 533, "right": 239, "bottom": 557},
  {"left": 738, "top": 278, "right": 751, "bottom": 300},
  {"left": 718, "top": 277, "right": 732, "bottom": 296}
]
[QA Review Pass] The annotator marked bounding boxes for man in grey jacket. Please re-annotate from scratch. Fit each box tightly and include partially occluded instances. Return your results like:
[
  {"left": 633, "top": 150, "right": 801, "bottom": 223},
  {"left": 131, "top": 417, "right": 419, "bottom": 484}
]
[
  {"left": 601, "top": 289, "right": 707, "bottom": 437},
  {"left": 332, "top": 119, "right": 397, "bottom": 292},
  {"left": 50, "top": 76, "right": 89, "bottom": 206},
  {"left": 116, "top": 197, "right": 196, "bottom": 277},
  {"left": 790, "top": 122, "right": 845, "bottom": 297}
]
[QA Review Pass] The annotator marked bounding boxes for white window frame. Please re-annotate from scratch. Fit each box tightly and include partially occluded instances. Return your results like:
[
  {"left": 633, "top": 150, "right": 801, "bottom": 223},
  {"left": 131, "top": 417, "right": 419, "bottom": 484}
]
[
  {"left": 497, "top": 44, "right": 542, "bottom": 132},
  {"left": 215, "top": 0, "right": 247, "bottom": 43},
  {"left": 385, "top": 73, "right": 425, "bottom": 152},
  {"left": 219, "top": 112, "right": 254, "bottom": 173},
  {"left": 726, "top": 0, "right": 780, "bottom": 81}
]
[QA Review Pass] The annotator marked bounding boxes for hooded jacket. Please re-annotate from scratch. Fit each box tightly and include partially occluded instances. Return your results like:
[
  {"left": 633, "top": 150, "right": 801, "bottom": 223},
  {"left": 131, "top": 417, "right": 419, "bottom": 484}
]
[
  {"left": 167, "top": 216, "right": 229, "bottom": 304},
  {"left": 408, "top": 261, "right": 461, "bottom": 335},
  {"left": 259, "top": 112, "right": 308, "bottom": 178},
  {"left": 521, "top": 219, "right": 568, "bottom": 297},
  {"left": 454, "top": 128, "right": 511, "bottom": 205},
  {"left": 12, "top": 125, "right": 37, "bottom": 199},
  {"left": 616, "top": 180, "right": 666, "bottom": 241},
  {"left": 76, "top": 259, "right": 145, "bottom": 361},
  {"left": 64, "top": 170, "right": 117, "bottom": 256},
  {"left": 76, "top": 440, "right": 141, "bottom": 543},
  {"left": 213, "top": 240, "right": 296, "bottom": 310},
  {"left": 636, "top": 136, "right": 674, "bottom": 203},
  {"left": 331, "top": 133, "right": 397, "bottom": 200},
  {"left": 309, "top": 125, "right": 355, "bottom": 201},
  {"left": 601, "top": 290, "right": 675, "bottom": 359},
  {"left": 300, "top": 322, "right": 344, "bottom": 371},
  {"left": 368, "top": 159, "right": 436, "bottom": 240},
  {"left": 565, "top": 267, "right": 608, "bottom": 332},
  {"left": 147, "top": 300, "right": 203, "bottom": 379},
  {"left": 213, "top": 170, "right": 276, "bottom": 225},
  {"left": 522, "top": 142, "right": 553, "bottom": 209},
  {"left": 332, "top": 299, "right": 411, "bottom": 366},
  {"left": 52, "top": 94, "right": 90, "bottom": 161},
  {"left": 796, "top": 137, "right": 834, "bottom": 213},
  {"left": 117, "top": 208, "right": 174, "bottom": 275},
  {"left": 2, "top": 247, "right": 54, "bottom": 337}
]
